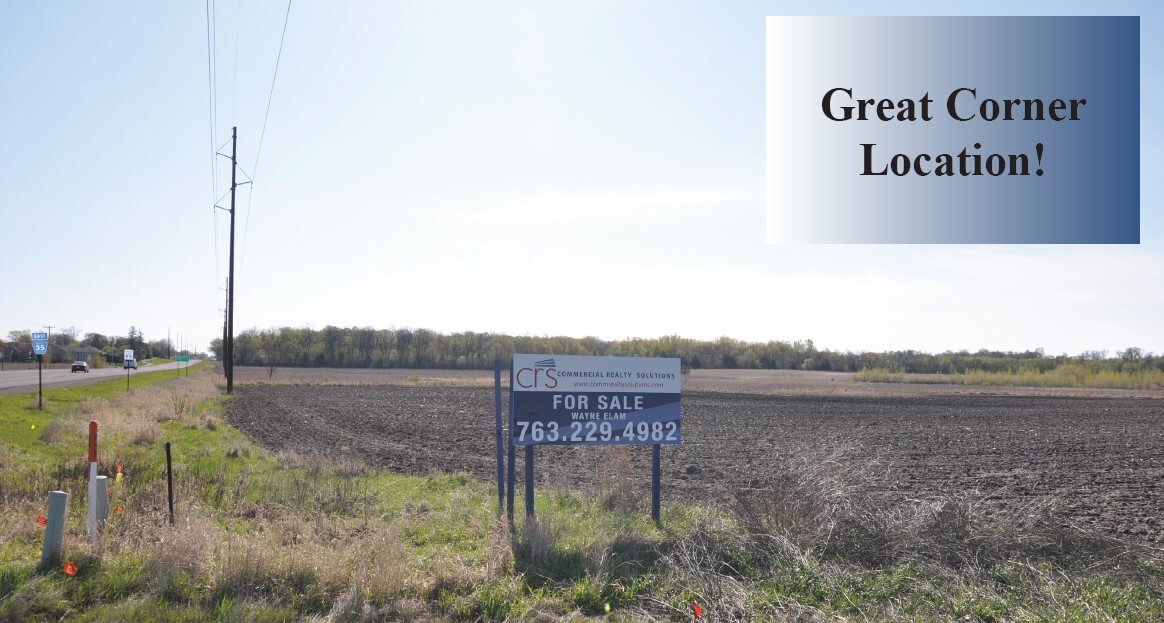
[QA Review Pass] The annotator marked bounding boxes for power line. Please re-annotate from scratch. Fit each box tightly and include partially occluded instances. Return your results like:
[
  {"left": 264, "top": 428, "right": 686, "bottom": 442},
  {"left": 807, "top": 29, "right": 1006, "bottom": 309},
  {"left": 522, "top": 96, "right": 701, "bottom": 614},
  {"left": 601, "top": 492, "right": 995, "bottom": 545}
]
[
  {"left": 207, "top": 0, "right": 221, "bottom": 290},
  {"left": 240, "top": 0, "right": 293, "bottom": 272},
  {"left": 231, "top": 0, "right": 242, "bottom": 126},
  {"left": 253, "top": 0, "right": 293, "bottom": 183},
  {"left": 0, "top": 310, "right": 45, "bottom": 328}
]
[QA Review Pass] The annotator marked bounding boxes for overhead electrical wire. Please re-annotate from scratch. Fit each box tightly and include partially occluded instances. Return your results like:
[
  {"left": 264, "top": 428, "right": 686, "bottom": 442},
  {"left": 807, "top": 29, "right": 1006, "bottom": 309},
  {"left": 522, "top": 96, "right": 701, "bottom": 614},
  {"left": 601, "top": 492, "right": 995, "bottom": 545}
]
[
  {"left": 253, "top": 0, "right": 293, "bottom": 184},
  {"left": 232, "top": 0, "right": 242, "bottom": 126},
  {"left": 0, "top": 310, "right": 46, "bottom": 329},
  {"left": 207, "top": 0, "right": 221, "bottom": 292},
  {"left": 240, "top": 0, "right": 293, "bottom": 272}
]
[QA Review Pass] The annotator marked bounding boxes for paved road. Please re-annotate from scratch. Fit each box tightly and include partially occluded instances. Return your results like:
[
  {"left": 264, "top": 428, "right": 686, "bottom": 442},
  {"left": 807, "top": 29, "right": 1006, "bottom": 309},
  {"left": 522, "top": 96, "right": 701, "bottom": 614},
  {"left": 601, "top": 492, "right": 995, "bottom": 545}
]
[{"left": 0, "top": 360, "right": 203, "bottom": 395}]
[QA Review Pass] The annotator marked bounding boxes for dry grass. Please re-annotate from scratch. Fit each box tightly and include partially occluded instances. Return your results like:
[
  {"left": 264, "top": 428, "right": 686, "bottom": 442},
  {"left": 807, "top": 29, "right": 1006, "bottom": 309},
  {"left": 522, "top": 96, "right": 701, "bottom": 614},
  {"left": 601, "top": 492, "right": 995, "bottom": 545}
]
[
  {"left": 43, "top": 377, "right": 223, "bottom": 455},
  {"left": 728, "top": 441, "right": 1161, "bottom": 574},
  {"left": 857, "top": 365, "right": 1164, "bottom": 391},
  {"left": 49, "top": 477, "right": 506, "bottom": 620},
  {"left": 656, "top": 514, "right": 757, "bottom": 621},
  {"left": 591, "top": 446, "right": 639, "bottom": 512},
  {"left": 7, "top": 367, "right": 1163, "bottom": 621}
]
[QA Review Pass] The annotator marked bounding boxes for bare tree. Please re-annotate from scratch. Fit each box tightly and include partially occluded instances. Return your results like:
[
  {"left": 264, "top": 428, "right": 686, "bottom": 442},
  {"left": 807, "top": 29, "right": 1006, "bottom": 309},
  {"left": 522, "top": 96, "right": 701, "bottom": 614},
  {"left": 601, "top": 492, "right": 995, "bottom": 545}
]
[{"left": 259, "top": 328, "right": 285, "bottom": 379}]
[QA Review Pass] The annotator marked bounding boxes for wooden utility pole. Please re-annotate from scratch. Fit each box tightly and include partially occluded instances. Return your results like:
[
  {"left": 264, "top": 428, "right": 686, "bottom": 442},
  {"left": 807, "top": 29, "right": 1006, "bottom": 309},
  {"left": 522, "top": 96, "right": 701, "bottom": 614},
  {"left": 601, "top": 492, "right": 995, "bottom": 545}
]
[{"left": 226, "top": 126, "right": 237, "bottom": 394}]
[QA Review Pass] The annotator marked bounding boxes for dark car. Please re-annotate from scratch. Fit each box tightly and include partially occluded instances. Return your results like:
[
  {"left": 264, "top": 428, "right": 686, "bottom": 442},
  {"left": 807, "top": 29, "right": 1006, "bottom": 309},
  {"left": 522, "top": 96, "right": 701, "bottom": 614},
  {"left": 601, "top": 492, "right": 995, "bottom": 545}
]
[
  {"left": 124, "top": 359, "right": 137, "bottom": 370},
  {"left": 71, "top": 361, "right": 89, "bottom": 373}
]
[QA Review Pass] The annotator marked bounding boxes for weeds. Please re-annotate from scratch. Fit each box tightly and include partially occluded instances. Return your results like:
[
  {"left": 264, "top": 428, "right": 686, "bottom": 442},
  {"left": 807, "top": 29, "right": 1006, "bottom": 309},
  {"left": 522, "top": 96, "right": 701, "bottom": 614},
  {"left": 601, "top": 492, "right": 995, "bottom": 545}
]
[
  {"left": 3, "top": 369, "right": 1163, "bottom": 622},
  {"left": 857, "top": 364, "right": 1164, "bottom": 390}
]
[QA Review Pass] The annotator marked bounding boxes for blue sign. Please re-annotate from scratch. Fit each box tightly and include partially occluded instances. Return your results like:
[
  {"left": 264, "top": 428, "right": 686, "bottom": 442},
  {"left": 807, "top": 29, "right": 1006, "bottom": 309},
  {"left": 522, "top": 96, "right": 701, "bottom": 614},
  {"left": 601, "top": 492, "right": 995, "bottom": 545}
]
[
  {"left": 766, "top": 16, "right": 1139, "bottom": 243},
  {"left": 33, "top": 341, "right": 48, "bottom": 355},
  {"left": 511, "top": 354, "right": 681, "bottom": 446},
  {"left": 32, "top": 332, "right": 48, "bottom": 340}
]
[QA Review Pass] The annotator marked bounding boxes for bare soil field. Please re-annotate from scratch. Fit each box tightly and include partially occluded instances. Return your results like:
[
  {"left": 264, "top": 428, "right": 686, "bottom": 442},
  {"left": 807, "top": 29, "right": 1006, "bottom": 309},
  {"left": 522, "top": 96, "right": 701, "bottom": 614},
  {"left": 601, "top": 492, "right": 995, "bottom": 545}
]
[
  {"left": 223, "top": 367, "right": 1164, "bottom": 544},
  {"left": 234, "top": 365, "right": 1164, "bottom": 399}
]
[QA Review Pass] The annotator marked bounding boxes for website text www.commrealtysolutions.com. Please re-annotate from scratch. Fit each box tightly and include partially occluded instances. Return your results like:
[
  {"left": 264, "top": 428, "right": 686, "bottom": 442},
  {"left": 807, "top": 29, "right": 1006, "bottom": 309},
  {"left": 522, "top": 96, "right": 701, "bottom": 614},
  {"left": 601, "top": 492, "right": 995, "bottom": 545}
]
[{"left": 568, "top": 381, "right": 666, "bottom": 389}]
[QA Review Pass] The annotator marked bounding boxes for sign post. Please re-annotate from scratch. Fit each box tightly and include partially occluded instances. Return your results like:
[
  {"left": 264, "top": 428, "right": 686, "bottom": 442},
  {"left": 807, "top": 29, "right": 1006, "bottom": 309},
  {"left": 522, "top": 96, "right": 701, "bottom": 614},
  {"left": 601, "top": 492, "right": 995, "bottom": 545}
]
[
  {"left": 32, "top": 333, "right": 48, "bottom": 410},
  {"left": 510, "top": 354, "right": 681, "bottom": 524},
  {"left": 124, "top": 349, "right": 133, "bottom": 392},
  {"left": 507, "top": 365, "right": 516, "bottom": 523},
  {"left": 494, "top": 360, "right": 504, "bottom": 515}
]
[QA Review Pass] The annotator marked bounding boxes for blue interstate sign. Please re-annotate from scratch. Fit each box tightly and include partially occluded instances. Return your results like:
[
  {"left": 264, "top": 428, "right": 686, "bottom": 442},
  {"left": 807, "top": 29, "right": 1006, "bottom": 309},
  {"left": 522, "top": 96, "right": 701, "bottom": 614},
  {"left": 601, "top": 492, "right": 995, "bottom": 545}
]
[
  {"left": 33, "top": 341, "right": 48, "bottom": 355},
  {"left": 511, "top": 354, "right": 681, "bottom": 445}
]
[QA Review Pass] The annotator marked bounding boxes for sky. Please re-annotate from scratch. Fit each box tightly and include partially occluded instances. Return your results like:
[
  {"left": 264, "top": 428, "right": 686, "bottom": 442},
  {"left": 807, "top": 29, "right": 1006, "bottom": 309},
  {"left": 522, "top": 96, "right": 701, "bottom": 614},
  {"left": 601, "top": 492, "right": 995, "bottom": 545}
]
[{"left": 1, "top": 1, "right": 1160, "bottom": 357}]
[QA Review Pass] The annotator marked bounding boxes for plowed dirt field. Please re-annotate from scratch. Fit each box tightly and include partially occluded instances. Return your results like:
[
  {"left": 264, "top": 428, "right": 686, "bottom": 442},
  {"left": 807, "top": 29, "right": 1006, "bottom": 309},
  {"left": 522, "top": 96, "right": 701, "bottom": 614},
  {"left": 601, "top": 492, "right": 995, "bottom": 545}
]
[{"left": 224, "top": 378, "right": 1164, "bottom": 544}]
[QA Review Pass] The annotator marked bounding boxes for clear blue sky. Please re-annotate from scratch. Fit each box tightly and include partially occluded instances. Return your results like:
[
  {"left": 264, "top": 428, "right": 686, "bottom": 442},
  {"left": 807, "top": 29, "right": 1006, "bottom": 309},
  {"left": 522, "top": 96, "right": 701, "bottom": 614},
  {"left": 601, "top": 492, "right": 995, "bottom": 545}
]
[{"left": 1, "top": 1, "right": 1160, "bottom": 357}]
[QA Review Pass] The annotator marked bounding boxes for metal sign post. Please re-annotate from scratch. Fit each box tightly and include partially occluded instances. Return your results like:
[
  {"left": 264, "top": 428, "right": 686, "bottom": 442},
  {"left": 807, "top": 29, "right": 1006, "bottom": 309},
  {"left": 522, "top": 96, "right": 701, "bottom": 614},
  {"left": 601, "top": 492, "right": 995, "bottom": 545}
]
[
  {"left": 124, "top": 349, "right": 133, "bottom": 391},
  {"left": 507, "top": 365, "right": 516, "bottom": 523},
  {"left": 494, "top": 361, "right": 504, "bottom": 515},
  {"left": 32, "top": 333, "right": 48, "bottom": 410}
]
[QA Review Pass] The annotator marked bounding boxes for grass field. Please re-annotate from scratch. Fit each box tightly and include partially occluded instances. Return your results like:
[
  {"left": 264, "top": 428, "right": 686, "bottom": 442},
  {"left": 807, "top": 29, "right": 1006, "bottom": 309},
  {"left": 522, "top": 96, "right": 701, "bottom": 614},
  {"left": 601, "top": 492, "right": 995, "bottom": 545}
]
[
  {"left": 2, "top": 367, "right": 1163, "bottom": 621},
  {"left": 855, "top": 364, "right": 1164, "bottom": 390}
]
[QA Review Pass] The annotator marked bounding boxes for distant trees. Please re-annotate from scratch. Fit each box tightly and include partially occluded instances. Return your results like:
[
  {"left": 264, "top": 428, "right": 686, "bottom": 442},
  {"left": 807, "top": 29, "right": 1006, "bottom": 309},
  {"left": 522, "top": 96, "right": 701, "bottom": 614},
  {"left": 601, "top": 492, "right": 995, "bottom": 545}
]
[
  {"left": 84, "top": 333, "right": 110, "bottom": 349},
  {"left": 50, "top": 326, "right": 78, "bottom": 346},
  {"left": 6, "top": 330, "right": 30, "bottom": 349},
  {"left": 1120, "top": 347, "right": 1144, "bottom": 362},
  {"left": 1, "top": 327, "right": 184, "bottom": 364},
  {"left": 221, "top": 325, "right": 1163, "bottom": 376},
  {"left": 125, "top": 326, "right": 149, "bottom": 359},
  {"left": 257, "top": 329, "right": 285, "bottom": 379}
]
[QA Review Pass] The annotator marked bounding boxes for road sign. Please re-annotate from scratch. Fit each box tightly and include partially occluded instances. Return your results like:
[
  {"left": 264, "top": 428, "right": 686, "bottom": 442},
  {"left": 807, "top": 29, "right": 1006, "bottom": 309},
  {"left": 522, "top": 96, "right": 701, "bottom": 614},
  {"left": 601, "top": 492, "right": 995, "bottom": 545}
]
[
  {"left": 511, "top": 354, "right": 681, "bottom": 446},
  {"left": 177, "top": 356, "right": 189, "bottom": 362},
  {"left": 33, "top": 341, "right": 48, "bottom": 355},
  {"left": 124, "top": 349, "right": 134, "bottom": 361},
  {"left": 32, "top": 332, "right": 48, "bottom": 340}
]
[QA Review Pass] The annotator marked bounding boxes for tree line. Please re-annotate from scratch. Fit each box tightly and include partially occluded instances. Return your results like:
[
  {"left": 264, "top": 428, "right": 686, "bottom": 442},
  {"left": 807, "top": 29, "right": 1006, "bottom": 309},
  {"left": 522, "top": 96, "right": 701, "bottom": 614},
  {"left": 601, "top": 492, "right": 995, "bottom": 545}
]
[
  {"left": 209, "top": 326, "right": 1162, "bottom": 375},
  {"left": 2, "top": 326, "right": 195, "bottom": 364}
]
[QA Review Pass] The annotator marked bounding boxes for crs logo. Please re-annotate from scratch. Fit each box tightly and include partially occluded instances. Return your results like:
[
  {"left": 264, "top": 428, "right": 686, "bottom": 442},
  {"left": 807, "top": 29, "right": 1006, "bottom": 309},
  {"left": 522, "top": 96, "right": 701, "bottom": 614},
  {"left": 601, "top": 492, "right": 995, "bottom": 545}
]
[{"left": 516, "top": 358, "right": 558, "bottom": 389}]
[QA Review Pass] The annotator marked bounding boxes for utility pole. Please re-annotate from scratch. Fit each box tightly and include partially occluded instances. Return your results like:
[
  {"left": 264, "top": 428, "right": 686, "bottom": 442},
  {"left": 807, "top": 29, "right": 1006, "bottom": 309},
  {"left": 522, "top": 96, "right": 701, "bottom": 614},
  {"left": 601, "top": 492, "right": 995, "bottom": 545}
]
[
  {"left": 226, "top": 126, "right": 237, "bottom": 394},
  {"left": 222, "top": 294, "right": 228, "bottom": 369}
]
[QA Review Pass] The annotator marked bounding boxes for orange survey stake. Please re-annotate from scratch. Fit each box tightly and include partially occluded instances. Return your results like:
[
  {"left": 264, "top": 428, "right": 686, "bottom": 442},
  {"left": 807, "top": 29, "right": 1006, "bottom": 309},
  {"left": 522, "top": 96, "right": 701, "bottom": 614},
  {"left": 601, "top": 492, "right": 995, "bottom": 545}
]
[{"left": 88, "top": 420, "right": 98, "bottom": 462}]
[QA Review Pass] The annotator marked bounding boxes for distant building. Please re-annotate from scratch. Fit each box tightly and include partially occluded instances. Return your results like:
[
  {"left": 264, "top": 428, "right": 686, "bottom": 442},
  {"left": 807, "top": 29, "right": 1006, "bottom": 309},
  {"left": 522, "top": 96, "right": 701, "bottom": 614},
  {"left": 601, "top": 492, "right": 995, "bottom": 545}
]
[
  {"left": 51, "top": 344, "right": 107, "bottom": 364},
  {"left": 2, "top": 344, "right": 33, "bottom": 362}
]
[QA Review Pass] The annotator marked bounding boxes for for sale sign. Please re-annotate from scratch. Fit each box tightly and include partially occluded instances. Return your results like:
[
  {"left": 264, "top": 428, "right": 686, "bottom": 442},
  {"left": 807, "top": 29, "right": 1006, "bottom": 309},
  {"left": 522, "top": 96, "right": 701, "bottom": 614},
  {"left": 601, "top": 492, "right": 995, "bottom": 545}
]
[{"left": 511, "top": 354, "right": 680, "bottom": 446}]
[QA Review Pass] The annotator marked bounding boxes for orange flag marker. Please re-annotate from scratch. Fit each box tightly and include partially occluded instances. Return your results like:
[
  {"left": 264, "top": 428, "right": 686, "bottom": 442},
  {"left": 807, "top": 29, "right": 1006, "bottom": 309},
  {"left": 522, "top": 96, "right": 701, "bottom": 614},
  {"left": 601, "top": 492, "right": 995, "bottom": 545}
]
[
  {"left": 115, "top": 505, "right": 123, "bottom": 513},
  {"left": 36, "top": 515, "right": 47, "bottom": 527},
  {"left": 63, "top": 561, "right": 77, "bottom": 576},
  {"left": 693, "top": 603, "right": 703, "bottom": 619}
]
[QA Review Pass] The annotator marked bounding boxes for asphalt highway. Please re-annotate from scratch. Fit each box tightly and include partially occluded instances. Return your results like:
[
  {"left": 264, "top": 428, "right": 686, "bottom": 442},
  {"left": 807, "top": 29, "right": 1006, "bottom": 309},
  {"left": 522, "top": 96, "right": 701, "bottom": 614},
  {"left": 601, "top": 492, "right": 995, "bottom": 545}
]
[{"left": 0, "top": 360, "right": 202, "bottom": 395}]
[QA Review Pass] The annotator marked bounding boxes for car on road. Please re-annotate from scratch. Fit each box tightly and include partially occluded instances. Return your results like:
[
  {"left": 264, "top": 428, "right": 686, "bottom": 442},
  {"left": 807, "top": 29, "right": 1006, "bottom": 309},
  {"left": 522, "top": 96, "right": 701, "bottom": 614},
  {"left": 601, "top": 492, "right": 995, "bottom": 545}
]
[
  {"left": 124, "top": 358, "right": 137, "bottom": 369},
  {"left": 71, "top": 361, "right": 89, "bottom": 373}
]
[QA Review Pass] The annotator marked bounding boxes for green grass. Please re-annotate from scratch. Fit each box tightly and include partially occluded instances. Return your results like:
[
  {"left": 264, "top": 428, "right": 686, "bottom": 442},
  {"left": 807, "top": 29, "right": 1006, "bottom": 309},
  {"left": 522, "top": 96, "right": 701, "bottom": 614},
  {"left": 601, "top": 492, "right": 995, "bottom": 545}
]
[{"left": 2, "top": 367, "right": 1163, "bottom": 621}]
